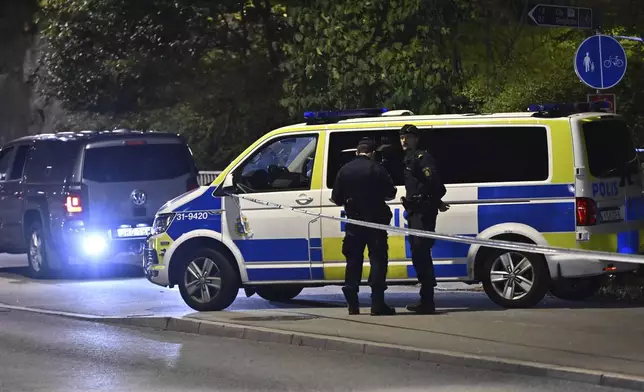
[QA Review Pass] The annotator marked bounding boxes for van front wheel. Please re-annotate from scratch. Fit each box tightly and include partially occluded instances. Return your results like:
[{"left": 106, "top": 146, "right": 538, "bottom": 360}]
[
  {"left": 256, "top": 286, "right": 303, "bottom": 302},
  {"left": 481, "top": 249, "right": 550, "bottom": 308},
  {"left": 178, "top": 248, "right": 239, "bottom": 312}
]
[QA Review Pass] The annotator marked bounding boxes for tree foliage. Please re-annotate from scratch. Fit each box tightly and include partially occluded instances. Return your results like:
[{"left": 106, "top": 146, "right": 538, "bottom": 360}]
[{"left": 36, "top": 0, "right": 644, "bottom": 170}]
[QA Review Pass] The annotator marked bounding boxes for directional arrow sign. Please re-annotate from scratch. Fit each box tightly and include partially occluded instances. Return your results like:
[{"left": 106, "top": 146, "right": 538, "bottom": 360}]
[{"left": 528, "top": 4, "right": 593, "bottom": 29}]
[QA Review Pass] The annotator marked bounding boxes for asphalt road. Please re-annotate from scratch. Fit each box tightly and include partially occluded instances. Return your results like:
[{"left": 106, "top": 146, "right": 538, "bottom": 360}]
[
  {"left": 0, "top": 254, "right": 485, "bottom": 318},
  {"left": 0, "top": 309, "right": 633, "bottom": 392}
]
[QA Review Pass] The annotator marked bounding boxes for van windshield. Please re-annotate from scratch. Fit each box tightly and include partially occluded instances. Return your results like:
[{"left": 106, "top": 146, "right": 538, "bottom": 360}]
[
  {"left": 83, "top": 142, "right": 193, "bottom": 182},
  {"left": 582, "top": 119, "right": 638, "bottom": 179}
]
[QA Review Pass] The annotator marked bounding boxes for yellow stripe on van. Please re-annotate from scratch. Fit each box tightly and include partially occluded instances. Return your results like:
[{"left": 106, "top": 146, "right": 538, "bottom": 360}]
[{"left": 542, "top": 232, "right": 619, "bottom": 252}]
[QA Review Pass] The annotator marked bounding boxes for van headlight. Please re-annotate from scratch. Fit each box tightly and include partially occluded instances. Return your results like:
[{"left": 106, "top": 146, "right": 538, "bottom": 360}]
[{"left": 153, "top": 213, "right": 175, "bottom": 234}]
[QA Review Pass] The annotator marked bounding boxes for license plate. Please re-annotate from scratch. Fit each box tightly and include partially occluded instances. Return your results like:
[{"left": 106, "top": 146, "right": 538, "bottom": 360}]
[
  {"left": 115, "top": 227, "right": 153, "bottom": 238},
  {"left": 600, "top": 208, "right": 623, "bottom": 223}
]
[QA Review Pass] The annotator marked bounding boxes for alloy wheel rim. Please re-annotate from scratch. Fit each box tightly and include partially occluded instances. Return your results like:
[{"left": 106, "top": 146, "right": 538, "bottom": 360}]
[
  {"left": 490, "top": 252, "right": 535, "bottom": 300},
  {"left": 184, "top": 257, "right": 222, "bottom": 304}
]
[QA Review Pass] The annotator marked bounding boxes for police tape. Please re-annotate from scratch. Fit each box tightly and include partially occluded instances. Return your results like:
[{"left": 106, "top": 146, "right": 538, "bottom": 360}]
[{"left": 229, "top": 193, "right": 644, "bottom": 266}]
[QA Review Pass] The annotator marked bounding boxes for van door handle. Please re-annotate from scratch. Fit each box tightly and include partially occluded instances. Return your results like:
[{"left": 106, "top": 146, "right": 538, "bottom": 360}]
[{"left": 295, "top": 194, "right": 313, "bottom": 205}]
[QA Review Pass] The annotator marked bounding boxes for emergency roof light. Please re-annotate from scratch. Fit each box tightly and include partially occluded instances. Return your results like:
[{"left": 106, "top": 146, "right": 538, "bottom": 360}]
[
  {"left": 527, "top": 101, "right": 611, "bottom": 117},
  {"left": 303, "top": 108, "right": 388, "bottom": 124}
]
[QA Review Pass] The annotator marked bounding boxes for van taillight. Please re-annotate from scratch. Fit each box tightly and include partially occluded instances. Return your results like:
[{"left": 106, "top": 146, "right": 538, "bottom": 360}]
[
  {"left": 66, "top": 195, "right": 83, "bottom": 213},
  {"left": 187, "top": 177, "right": 199, "bottom": 191},
  {"left": 576, "top": 197, "right": 597, "bottom": 226}
]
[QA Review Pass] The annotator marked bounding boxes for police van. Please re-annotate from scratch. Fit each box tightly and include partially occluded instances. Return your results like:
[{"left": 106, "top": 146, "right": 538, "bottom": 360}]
[{"left": 144, "top": 104, "right": 644, "bottom": 311}]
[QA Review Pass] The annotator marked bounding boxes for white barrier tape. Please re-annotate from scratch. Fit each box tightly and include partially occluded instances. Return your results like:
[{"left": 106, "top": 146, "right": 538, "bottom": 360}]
[{"left": 229, "top": 193, "right": 644, "bottom": 265}]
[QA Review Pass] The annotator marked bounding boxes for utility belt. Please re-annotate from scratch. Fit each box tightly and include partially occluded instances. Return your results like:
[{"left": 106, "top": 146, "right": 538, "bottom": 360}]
[
  {"left": 400, "top": 195, "right": 438, "bottom": 213},
  {"left": 344, "top": 198, "right": 391, "bottom": 224}
]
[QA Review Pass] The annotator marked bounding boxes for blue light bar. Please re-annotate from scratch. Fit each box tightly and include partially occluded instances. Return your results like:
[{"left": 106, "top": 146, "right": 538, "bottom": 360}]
[
  {"left": 527, "top": 101, "right": 610, "bottom": 113},
  {"left": 303, "top": 108, "right": 388, "bottom": 121}
]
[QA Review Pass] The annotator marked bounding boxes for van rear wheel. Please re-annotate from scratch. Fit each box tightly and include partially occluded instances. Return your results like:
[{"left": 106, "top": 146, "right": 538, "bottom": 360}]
[
  {"left": 481, "top": 249, "right": 550, "bottom": 308},
  {"left": 178, "top": 248, "right": 239, "bottom": 312},
  {"left": 27, "top": 222, "right": 52, "bottom": 279},
  {"left": 256, "top": 286, "right": 303, "bottom": 302},
  {"left": 549, "top": 276, "right": 602, "bottom": 301}
]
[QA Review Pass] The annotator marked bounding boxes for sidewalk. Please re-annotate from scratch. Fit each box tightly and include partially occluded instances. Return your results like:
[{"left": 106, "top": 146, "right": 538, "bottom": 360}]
[{"left": 176, "top": 291, "right": 644, "bottom": 379}]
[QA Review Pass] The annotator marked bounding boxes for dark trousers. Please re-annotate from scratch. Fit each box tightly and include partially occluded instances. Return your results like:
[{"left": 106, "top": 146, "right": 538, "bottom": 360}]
[
  {"left": 407, "top": 209, "right": 438, "bottom": 302},
  {"left": 342, "top": 223, "right": 389, "bottom": 293}
]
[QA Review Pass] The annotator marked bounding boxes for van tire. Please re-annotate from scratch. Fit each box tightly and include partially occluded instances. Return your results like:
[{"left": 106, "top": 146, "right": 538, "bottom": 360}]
[
  {"left": 26, "top": 221, "right": 52, "bottom": 279},
  {"left": 481, "top": 248, "right": 549, "bottom": 309},
  {"left": 256, "top": 286, "right": 303, "bottom": 302},
  {"left": 177, "top": 248, "right": 239, "bottom": 312},
  {"left": 549, "top": 276, "right": 602, "bottom": 301}
]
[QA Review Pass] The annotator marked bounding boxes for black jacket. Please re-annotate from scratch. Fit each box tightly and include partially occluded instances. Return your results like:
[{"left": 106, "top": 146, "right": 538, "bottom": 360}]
[
  {"left": 403, "top": 149, "right": 446, "bottom": 206},
  {"left": 331, "top": 155, "right": 396, "bottom": 223}
]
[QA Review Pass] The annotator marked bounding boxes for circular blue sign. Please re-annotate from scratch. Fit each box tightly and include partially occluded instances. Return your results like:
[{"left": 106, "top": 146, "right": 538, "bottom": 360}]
[{"left": 574, "top": 34, "right": 627, "bottom": 90}]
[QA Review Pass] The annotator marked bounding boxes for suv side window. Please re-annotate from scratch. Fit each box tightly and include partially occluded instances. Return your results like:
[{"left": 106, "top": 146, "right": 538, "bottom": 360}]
[
  {"left": 233, "top": 134, "right": 318, "bottom": 193},
  {"left": 9, "top": 145, "right": 31, "bottom": 181},
  {"left": 25, "top": 141, "right": 73, "bottom": 183},
  {"left": 0, "top": 147, "right": 15, "bottom": 182},
  {"left": 327, "top": 129, "right": 404, "bottom": 188}
]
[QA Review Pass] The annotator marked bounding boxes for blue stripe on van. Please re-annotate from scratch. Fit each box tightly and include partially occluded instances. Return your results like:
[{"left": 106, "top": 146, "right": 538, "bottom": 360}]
[
  {"left": 478, "top": 202, "right": 576, "bottom": 233},
  {"left": 404, "top": 235, "right": 474, "bottom": 259},
  {"left": 626, "top": 196, "right": 644, "bottom": 221},
  {"left": 175, "top": 188, "right": 222, "bottom": 212},
  {"left": 406, "top": 264, "right": 468, "bottom": 278},
  {"left": 477, "top": 184, "right": 574, "bottom": 200},
  {"left": 166, "top": 213, "right": 222, "bottom": 240},
  {"left": 234, "top": 238, "right": 319, "bottom": 262},
  {"left": 247, "top": 267, "right": 311, "bottom": 281},
  {"left": 617, "top": 231, "right": 640, "bottom": 254}
]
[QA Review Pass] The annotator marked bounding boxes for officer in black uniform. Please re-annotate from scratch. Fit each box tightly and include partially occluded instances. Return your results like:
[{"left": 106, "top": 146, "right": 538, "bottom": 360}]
[
  {"left": 331, "top": 137, "right": 397, "bottom": 316},
  {"left": 399, "top": 124, "right": 447, "bottom": 314}
]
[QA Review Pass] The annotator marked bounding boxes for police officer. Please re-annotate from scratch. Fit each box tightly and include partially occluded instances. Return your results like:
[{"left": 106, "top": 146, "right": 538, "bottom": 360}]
[
  {"left": 399, "top": 124, "right": 447, "bottom": 314},
  {"left": 331, "top": 137, "right": 397, "bottom": 316}
]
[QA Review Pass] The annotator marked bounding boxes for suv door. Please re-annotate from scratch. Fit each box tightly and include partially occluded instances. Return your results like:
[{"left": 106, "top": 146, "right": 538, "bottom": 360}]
[
  {"left": 0, "top": 146, "right": 16, "bottom": 250},
  {"left": 223, "top": 133, "right": 323, "bottom": 282},
  {"left": 1, "top": 144, "right": 31, "bottom": 250}
]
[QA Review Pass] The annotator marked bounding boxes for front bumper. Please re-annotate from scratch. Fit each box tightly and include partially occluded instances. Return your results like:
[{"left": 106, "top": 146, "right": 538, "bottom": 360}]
[{"left": 143, "top": 233, "right": 171, "bottom": 286}]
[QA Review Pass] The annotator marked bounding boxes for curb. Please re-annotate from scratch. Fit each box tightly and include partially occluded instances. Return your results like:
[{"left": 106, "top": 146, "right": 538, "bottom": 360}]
[{"left": 3, "top": 304, "right": 644, "bottom": 391}]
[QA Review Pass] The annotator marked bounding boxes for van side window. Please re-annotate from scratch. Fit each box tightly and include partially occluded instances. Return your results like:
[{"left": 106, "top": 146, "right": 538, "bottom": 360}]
[
  {"left": 233, "top": 135, "right": 318, "bottom": 193},
  {"left": 0, "top": 147, "right": 15, "bottom": 181},
  {"left": 420, "top": 126, "right": 549, "bottom": 184},
  {"left": 327, "top": 130, "right": 405, "bottom": 188}
]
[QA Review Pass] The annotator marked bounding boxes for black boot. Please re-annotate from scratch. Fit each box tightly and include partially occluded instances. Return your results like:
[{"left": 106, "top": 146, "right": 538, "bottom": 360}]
[
  {"left": 341, "top": 286, "right": 360, "bottom": 315},
  {"left": 406, "top": 285, "right": 436, "bottom": 314},
  {"left": 370, "top": 290, "right": 396, "bottom": 316}
]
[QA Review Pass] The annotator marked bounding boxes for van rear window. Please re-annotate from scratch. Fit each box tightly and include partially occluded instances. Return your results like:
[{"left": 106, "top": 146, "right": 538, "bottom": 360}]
[
  {"left": 583, "top": 120, "right": 638, "bottom": 179},
  {"left": 83, "top": 143, "right": 193, "bottom": 182}
]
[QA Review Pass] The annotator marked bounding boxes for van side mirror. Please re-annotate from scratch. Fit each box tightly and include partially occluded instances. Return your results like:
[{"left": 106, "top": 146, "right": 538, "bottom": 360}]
[{"left": 213, "top": 173, "right": 237, "bottom": 196}]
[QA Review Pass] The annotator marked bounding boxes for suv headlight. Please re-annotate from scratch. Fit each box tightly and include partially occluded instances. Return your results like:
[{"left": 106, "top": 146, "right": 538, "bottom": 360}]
[{"left": 153, "top": 213, "right": 175, "bottom": 234}]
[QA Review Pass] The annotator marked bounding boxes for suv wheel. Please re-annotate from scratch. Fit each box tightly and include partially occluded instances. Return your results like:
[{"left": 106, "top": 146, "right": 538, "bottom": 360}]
[
  {"left": 481, "top": 249, "right": 549, "bottom": 308},
  {"left": 178, "top": 248, "right": 239, "bottom": 311},
  {"left": 27, "top": 222, "right": 51, "bottom": 279},
  {"left": 256, "top": 286, "right": 304, "bottom": 302}
]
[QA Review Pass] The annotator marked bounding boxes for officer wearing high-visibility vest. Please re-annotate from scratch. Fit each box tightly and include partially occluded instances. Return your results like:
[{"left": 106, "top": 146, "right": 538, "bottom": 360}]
[
  {"left": 399, "top": 124, "right": 447, "bottom": 314},
  {"left": 331, "top": 137, "right": 397, "bottom": 316}
]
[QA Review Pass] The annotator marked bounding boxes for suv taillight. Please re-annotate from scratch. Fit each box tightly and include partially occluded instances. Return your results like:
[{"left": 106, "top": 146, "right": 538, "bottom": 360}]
[
  {"left": 187, "top": 177, "right": 199, "bottom": 191},
  {"left": 66, "top": 195, "right": 83, "bottom": 213},
  {"left": 576, "top": 197, "right": 597, "bottom": 226}
]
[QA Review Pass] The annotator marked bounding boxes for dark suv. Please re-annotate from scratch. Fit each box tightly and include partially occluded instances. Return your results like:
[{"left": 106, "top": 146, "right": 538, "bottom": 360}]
[{"left": 0, "top": 130, "right": 199, "bottom": 278}]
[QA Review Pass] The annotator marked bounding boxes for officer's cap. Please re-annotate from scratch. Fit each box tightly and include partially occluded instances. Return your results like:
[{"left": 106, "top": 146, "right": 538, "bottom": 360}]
[
  {"left": 357, "top": 137, "right": 375, "bottom": 153},
  {"left": 399, "top": 124, "right": 419, "bottom": 137}
]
